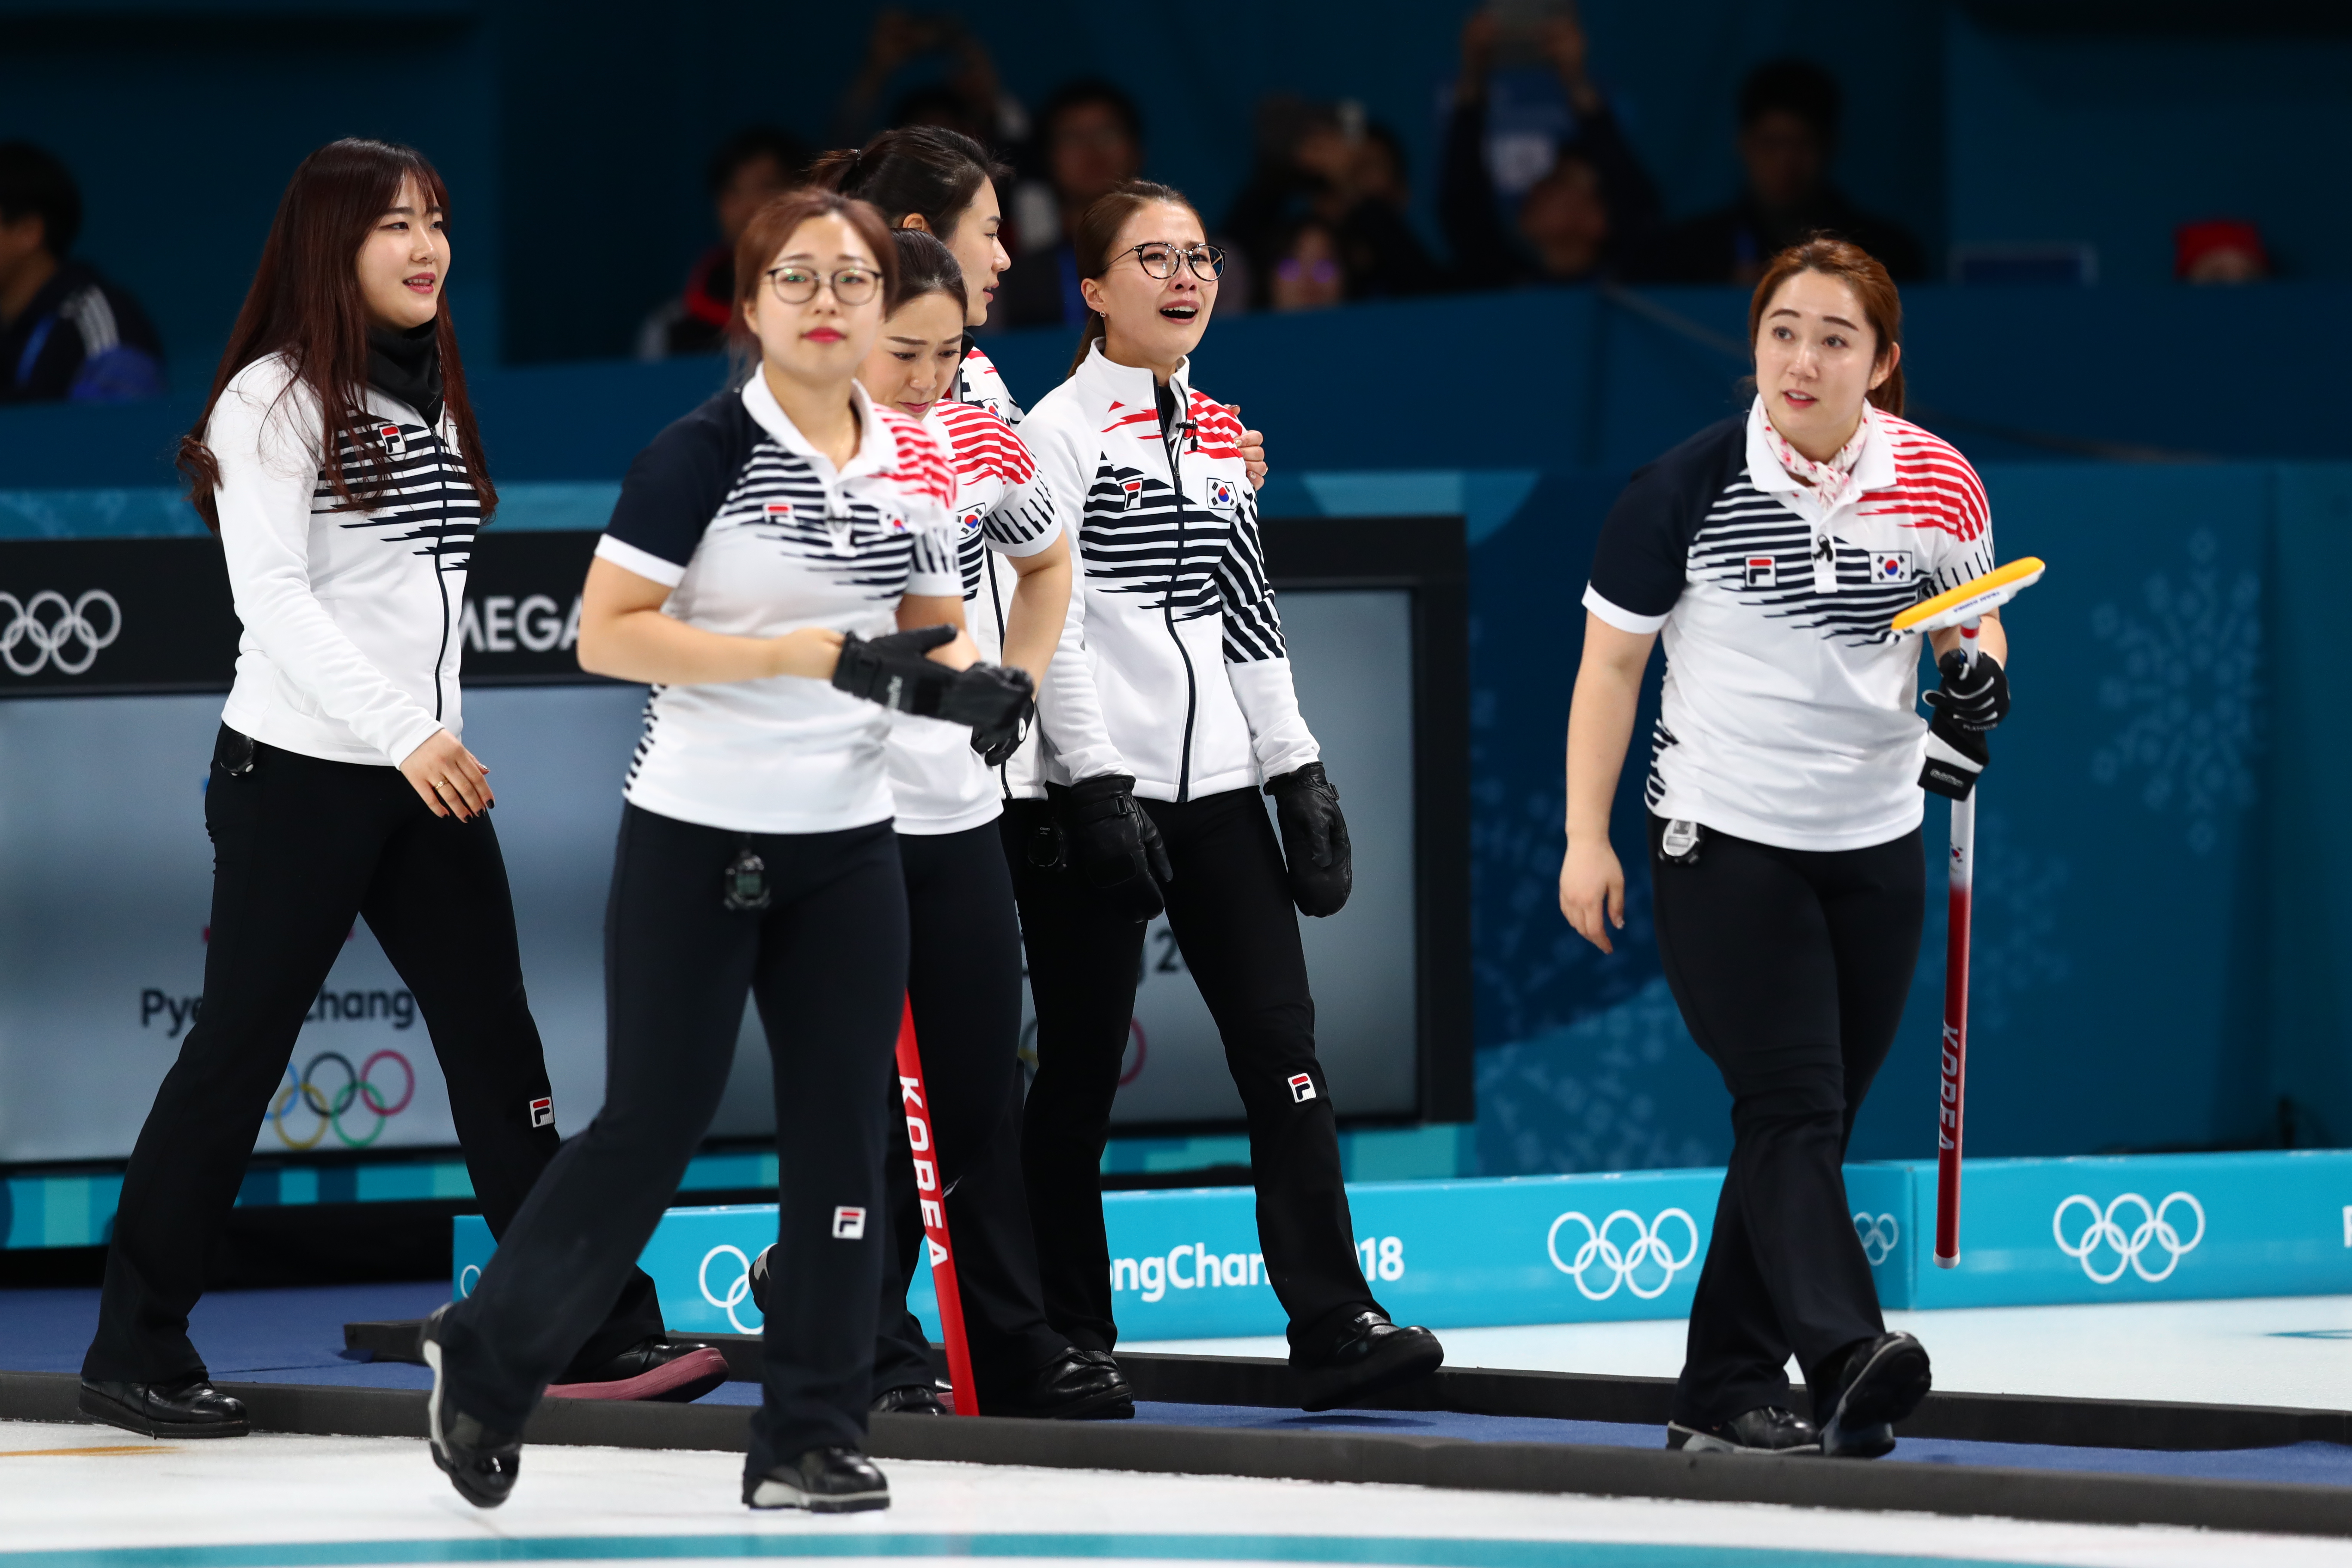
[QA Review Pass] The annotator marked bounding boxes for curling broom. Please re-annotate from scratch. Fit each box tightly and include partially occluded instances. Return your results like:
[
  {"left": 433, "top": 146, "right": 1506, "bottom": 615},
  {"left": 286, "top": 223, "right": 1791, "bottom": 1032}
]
[
  {"left": 894, "top": 997, "right": 977, "bottom": 1412},
  {"left": 1890, "top": 556, "right": 2046, "bottom": 1269}
]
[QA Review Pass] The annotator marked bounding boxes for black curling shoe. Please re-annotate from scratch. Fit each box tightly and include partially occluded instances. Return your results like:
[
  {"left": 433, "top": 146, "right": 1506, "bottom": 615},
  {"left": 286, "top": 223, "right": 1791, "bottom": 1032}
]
[
  {"left": 1814, "top": 1332, "right": 1932, "bottom": 1459},
  {"left": 743, "top": 1446, "right": 890, "bottom": 1512},
  {"left": 748, "top": 1244, "right": 776, "bottom": 1316},
  {"left": 1292, "top": 1309, "right": 1445, "bottom": 1413},
  {"left": 1666, "top": 1406, "right": 1819, "bottom": 1455},
  {"left": 871, "top": 1384, "right": 948, "bottom": 1415},
  {"left": 1003, "top": 1347, "right": 1136, "bottom": 1421},
  {"left": 79, "top": 1376, "right": 248, "bottom": 1438},
  {"left": 420, "top": 1306, "right": 522, "bottom": 1508}
]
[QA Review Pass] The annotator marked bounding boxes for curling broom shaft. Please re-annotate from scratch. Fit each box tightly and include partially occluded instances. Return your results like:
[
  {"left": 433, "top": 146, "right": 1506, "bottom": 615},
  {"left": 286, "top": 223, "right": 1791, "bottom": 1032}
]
[
  {"left": 1933, "top": 622, "right": 1982, "bottom": 1270},
  {"left": 894, "top": 998, "right": 977, "bottom": 1414}
]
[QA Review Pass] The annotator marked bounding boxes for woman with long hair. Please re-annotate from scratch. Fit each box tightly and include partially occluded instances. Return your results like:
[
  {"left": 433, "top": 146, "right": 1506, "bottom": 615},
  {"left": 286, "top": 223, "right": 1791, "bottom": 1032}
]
[
  {"left": 420, "top": 190, "right": 1030, "bottom": 1513},
  {"left": 1559, "top": 238, "right": 2008, "bottom": 1457},
  {"left": 76, "top": 138, "right": 712, "bottom": 1441},
  {"left": 1014, "top": 180, "right": 1445, "bottom": 1413},
  {"left": 808, "top": 227, "right": 1127, "bottom": 1419}
]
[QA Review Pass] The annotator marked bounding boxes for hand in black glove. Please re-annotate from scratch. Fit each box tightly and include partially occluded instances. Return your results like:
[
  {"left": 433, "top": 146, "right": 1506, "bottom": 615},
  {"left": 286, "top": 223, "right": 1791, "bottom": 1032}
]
[
  {"left": 1265, "top": 761, "right": 1351, "bottom": 917},
  {"left": 941, "top": 662, "right": 1034, "bottom": 747},
  {"left": 1923, "top": 649, "right": 2009, "bottom": 732},
  {"left": 830, "top": 625, "right": 961, "bottom": 714},
  {"left": 1050, "top": 774, "right": 1173, "bottom": 922},
  {"left": 971, "top": 691, "right": 1036, "bottom": 768}
]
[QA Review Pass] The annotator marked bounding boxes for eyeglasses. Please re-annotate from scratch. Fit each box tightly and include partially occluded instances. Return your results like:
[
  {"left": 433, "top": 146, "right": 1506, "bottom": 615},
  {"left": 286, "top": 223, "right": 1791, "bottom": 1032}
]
[
  {"left": 1123, "top": 242, "right": 1226, "bottom": 282},
  {"left": 765, "top": 265, "right": 880, "bottom": 306}
]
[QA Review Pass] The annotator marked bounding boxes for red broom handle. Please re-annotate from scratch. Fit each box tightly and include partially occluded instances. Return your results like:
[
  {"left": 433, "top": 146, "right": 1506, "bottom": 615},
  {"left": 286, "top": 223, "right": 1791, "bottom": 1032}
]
[{"left": 894, "top": 998, "right": 977, "bottom": 1413}]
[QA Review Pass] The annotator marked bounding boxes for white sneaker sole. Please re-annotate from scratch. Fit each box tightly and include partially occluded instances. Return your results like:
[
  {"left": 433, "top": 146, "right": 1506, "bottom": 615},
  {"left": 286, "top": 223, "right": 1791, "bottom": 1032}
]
[{"left": 746, "top": 1476, "right": 890, "bottom": 1513}]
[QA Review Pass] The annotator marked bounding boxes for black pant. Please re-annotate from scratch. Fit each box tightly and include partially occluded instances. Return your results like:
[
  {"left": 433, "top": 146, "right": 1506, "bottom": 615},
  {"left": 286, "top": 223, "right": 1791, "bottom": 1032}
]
[
  {"left": 1648, "top": 814, "right": 1923, "bottom": 1426},
  {"left": 871, "top": 824, "right": 1067, "bottom": 1409},
  {"left": 84, "top": 730, "right": 662, "bottom": 1384},
  {"left": 440, "top": 804, "right": 905, "bottom": 1473},
  {"left": 1007, "top": 788, "right": 1378, "bottom": 1354}
]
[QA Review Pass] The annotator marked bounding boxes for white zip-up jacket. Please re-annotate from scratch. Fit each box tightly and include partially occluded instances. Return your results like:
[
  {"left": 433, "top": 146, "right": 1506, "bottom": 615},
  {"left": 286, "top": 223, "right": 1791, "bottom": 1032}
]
[
  {"left": 1020, "top": 343, "right": 1318, "bottom": 802},
  {"left": 212, "top": 354, "right": 479, "bottom": 768}
]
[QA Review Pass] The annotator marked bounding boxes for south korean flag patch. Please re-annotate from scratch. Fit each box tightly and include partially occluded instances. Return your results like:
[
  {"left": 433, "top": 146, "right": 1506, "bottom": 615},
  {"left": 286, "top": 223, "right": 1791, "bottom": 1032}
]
[
  {"left": 1205, "top": 476, "right": 1238, "bottom": 511},
  {"left": 958, "top": 505, "right": 986, "bottom": 536},
  {"left": 1871, "top": 549, "right": 1915, "bottom": 585}
]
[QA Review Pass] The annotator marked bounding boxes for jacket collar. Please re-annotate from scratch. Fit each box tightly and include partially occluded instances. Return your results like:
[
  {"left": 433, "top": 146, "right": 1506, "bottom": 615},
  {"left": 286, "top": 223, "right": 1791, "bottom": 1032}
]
[
  {"left": 741, "top": 370, "right": 896, "bottom": 484},
  {"left": 1075, "top": 340, "right": 1192, "bottom": 422},
  {"left": 1743, "top": 395, "right": 1896, "bottom": 505}
]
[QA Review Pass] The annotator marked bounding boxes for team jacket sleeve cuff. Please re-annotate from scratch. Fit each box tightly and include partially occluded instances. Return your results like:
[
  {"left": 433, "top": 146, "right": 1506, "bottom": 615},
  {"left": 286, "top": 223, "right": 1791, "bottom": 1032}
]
[
  {"left": 594, "top": 533, "right": 687, "bottom": 589},
  {"left": 1582, "top": 583, "right": 1671, "bottom": 634}
]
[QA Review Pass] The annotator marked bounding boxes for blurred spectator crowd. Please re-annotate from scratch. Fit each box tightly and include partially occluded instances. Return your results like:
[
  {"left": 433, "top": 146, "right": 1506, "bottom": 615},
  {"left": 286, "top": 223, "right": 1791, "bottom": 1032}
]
[{"left": 0, "top": 5, "right": 2289, "bottom": 400}]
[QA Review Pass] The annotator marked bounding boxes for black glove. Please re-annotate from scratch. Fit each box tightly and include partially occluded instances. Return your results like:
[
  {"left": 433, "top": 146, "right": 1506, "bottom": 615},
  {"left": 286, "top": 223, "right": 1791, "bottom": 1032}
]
[
  {"left": 831, "top": 625, "right": 961, "bottom": 714},
  {"left": 1920, "top": 707, "right": 1989, "bottom": 801},
  {"left": 970, "top": 689, "right": 1036, "bottom": 767},
  {"left": 1050, "top": 774, "right": 1173, "bottom": 922},
  {"left": 1923, "top": 649, "right": 2009, "bottom": 732},
  {"left": 1265, "top": 761, "right": 1352, "bottom": 917},
  {"left": 938, "top": 662, "right": 1033, "bottom": 740}
]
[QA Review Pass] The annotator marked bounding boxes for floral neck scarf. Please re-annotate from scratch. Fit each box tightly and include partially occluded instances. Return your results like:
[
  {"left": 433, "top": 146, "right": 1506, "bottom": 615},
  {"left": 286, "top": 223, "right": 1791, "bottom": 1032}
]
[{"left": 1761, "top": 404, "right": 1871, "bottom": 511}]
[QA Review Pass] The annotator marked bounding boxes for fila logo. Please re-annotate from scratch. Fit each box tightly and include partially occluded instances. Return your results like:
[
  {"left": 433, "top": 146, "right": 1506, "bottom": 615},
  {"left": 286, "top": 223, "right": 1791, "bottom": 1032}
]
[
  {"left": 832, "top": 1206, "right": 868, "bottom": 1240},
  {"left": 1874, "top": 550, "right": 1915, "bottom": 584},
  {"left": 379, "top": 424, "right": 404, "bottom": 459},
  {"left": 763, "top": 501, "right": 793, "bottom": 521},
  {"left": 528, "top": 1096, "right": 553, "bottom": 1128},
  {"left": 1206, "top": 477, "right": 1237, "bottom": 509},
  {"left": 1121, "top": 479, "right": 1145, "bottom": 510},
  {"left": 1743, "top": 556, "right": 1777, "bottom": 589},
  {"left": 1288, "top": 1072, "right": 1317, "bottom": 1103}
]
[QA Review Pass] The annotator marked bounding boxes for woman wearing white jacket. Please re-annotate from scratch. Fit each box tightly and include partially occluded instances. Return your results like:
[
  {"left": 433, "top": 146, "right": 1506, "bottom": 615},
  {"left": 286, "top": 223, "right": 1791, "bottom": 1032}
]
[
  {"left": 76, "top": 140, "right": 709, "bottom": 1439},
  {"left": 1015, "top": 180, "right": 1444, "bottom": 1413}
]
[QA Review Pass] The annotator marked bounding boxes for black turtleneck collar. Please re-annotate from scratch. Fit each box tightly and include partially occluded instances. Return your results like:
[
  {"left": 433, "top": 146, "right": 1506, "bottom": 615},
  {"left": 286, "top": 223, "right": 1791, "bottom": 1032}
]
[{"left": 367, "top": 319, "right": 444, "bottom": 426}]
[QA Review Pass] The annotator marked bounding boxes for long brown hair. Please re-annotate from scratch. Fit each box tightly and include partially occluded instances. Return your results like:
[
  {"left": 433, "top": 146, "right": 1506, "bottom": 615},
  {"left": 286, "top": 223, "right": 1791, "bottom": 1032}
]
[
  {"left": 730, "top": 189, "right": 901, "bottom": 328},
  {"left": 178, "top": 139, "right": 495, "bottom": 531},
  {"left": 1748, "top": 236, "right": 1905, "bottom": 415},
  {"left": 1066, "top": 179, "right": 1195, "bottom": 375}
]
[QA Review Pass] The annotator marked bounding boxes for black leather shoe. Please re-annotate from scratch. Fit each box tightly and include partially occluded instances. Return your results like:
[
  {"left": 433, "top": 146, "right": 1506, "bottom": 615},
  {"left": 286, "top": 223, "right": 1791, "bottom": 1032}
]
[
  {"left": 551, "top": 1339, "right": 731, "bottom": 1403},
  {"left": 1666, "top": 1406, "right": 1819, "bottom": 1455},
  {"left": 79, "top": 1375, "right": 248, "bottom": 1438},
  {"left": 871, "top": 1383, "right": 947, "bottom": 1415},
  {"left": 420, "top": 1305, "right": 522, "bottom": 1508},
  {"left": 1814, "top": 1332, "right": 1932, "bottom": 1459},
  {"left": 749, "top": 1244, "right": 775, "bottom": 1317},
  {"left": 1290, "top": 1309, "right": 1444, "bottom": 1413},
  {"left": 1000, "top": 1347, "right": 1135, "bottom": 1420},
  {"left": 743, "top": 1446, "right": 890, "bottom": 1512}
]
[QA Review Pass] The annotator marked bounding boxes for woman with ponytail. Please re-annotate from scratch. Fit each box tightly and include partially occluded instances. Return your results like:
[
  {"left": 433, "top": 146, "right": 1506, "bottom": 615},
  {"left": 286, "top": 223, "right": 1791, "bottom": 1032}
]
[
  {"left": 78, "top": 139, "right": 708, "bottom": 1442},
  {"left": 1561, "top": 239, "right": 2004, "bottom": 1458},
  {"left": 1015, "top": 181, "right": 1446, "bottom": 1413}
]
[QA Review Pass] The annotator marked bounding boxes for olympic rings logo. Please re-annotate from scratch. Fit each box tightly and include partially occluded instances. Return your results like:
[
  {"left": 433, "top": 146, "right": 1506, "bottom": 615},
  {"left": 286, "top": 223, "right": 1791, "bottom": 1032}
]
[
  {"left": 2053, "top": 1191, "right": 2206, "bottom": 1283},
  {"left": 0, "top": 590, "right": 120, "bottom": 676},
  {"left": 1546, "top": 1208, "right": 1700, "bottom": 1301},
  {"left": 265, "top": 1050, "right": 414, "bottom": 1149},
  {"left": 700, "top": 1244, "right": 762, "bottom": 1334},
  {"left": 1853, "top": 1212, "right": 1901, "bottom": 1266}
]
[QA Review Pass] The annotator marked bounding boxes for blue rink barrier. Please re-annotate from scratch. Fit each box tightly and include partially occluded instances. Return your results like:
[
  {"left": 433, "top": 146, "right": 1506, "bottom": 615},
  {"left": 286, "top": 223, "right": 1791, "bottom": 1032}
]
[{"left": 451, "top": 1149, "right": 2352, "bottom": 1339}]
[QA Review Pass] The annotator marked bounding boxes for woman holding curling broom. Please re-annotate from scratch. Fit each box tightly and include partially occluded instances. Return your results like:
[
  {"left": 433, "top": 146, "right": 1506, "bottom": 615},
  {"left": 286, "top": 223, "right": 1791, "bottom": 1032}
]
[{"left": 1557, "top": 237, "right": 2010, "bottom": 1458}]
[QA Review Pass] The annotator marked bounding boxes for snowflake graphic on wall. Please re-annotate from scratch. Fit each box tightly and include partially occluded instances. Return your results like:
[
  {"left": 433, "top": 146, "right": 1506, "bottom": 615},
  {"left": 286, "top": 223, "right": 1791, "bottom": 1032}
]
[
  {"left": 2088, "top": 528, "right": 2261, "bottom": 855},
  {"left": 1473, "top": 978, "right": 1727, "bottom": 1176}
]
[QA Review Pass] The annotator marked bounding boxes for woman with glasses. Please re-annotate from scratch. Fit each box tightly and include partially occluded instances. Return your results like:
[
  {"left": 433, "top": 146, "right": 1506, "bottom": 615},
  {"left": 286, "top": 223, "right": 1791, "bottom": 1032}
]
[
  {"left": 420, "top": 189, "right": 1031, "bottom": 1514},
  {"left": 1015, "top": 181, "right": 1446, "bottom": 1413},
  {"left": 742, "top": 229, "right": 1132, "bottom": 1421}
]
